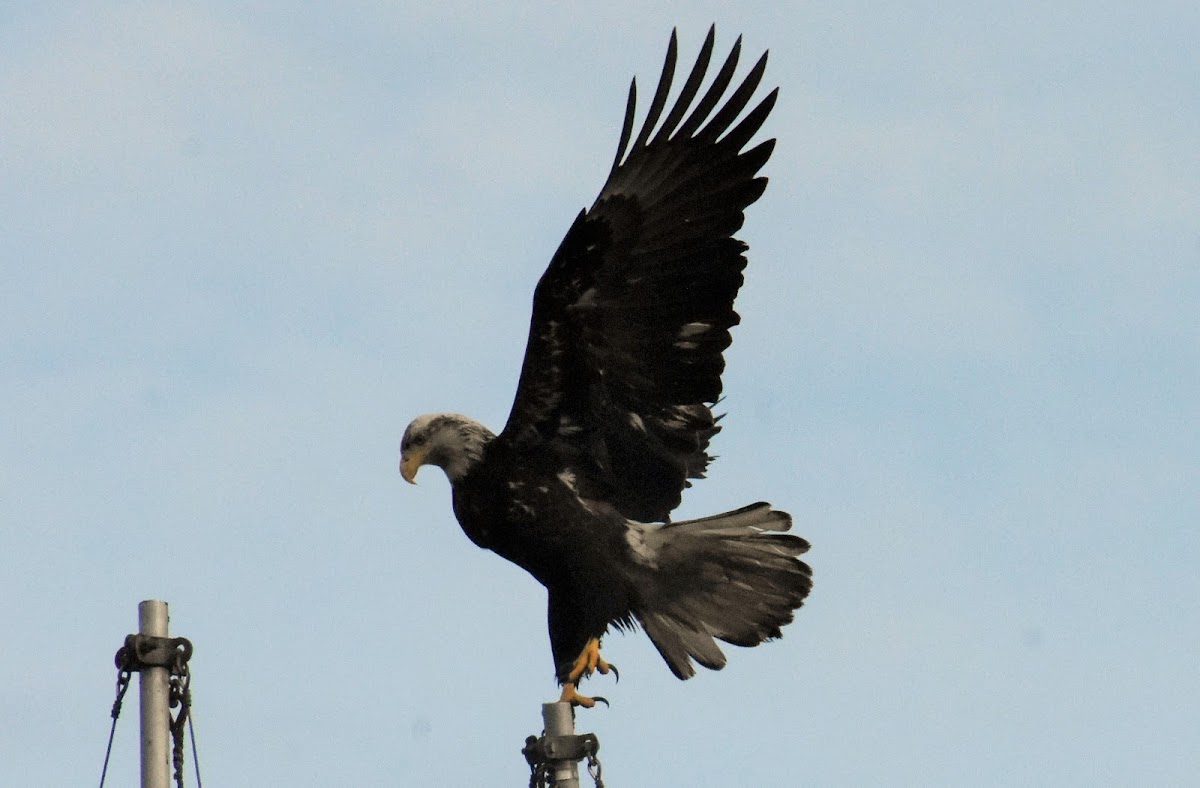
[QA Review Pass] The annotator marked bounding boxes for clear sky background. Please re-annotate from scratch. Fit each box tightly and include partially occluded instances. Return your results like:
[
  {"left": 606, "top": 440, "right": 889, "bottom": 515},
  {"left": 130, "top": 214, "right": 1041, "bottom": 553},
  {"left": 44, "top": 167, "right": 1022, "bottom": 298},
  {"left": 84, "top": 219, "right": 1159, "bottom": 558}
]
[{"left": 2, "top": 2, "right": 1197, "bottom": 785}]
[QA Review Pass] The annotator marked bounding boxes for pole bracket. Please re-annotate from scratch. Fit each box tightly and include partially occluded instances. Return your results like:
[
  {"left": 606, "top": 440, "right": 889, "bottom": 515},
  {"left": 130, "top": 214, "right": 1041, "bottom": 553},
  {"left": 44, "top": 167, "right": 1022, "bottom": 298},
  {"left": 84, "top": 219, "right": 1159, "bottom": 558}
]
[
  {"left": 522, "top": 731, "right": 600, "bottom": 766},
  {"left": 114, "top": 633, "right": 193, "bottom": 673}
]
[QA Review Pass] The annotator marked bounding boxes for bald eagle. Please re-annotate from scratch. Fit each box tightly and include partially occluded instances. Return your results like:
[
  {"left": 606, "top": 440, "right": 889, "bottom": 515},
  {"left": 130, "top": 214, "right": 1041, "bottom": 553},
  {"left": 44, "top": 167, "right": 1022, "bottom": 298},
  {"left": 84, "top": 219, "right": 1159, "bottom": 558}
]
[{"left": 400, "top": 27, "right": 811, "bottom": 708}]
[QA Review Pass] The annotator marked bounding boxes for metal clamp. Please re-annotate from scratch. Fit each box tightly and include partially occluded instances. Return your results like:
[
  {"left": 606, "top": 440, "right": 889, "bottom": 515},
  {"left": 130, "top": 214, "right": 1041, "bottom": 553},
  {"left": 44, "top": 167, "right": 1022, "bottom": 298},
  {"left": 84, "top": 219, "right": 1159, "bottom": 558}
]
[
  {"left": 115, "top": 634, "right": 193, "bottom": 673},
  {"left": 523, "top": 731, "right": 600, "bottom": 765}
]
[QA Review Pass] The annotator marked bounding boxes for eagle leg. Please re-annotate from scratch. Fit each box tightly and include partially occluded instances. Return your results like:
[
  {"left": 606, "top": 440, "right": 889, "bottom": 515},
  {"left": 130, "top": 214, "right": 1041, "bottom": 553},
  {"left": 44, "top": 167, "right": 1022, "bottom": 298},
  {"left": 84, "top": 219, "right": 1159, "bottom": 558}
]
[
  {"left": 567, "top": 637, "right": 618, "bottom": 683},
  {"left": 558, "top": 682, "right": 609, "bottom": 708},
  {"left": 557, "top": 638, "right": 618, "bottom": 707}
]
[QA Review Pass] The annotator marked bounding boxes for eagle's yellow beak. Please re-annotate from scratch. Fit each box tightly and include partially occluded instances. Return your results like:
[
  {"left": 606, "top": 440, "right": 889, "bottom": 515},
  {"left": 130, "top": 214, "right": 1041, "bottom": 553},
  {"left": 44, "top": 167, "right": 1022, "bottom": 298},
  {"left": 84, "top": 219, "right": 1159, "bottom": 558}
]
[{"left": 399, "top": 450, "right": 424, "bottom": 484}]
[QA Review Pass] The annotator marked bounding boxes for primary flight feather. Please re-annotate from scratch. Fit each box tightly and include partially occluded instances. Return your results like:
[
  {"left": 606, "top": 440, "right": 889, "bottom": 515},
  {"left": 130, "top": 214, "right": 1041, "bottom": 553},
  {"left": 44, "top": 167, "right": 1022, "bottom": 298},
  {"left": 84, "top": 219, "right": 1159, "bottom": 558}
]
[{"left": 400, "top": 27, "right": 811, "bottom": 708}]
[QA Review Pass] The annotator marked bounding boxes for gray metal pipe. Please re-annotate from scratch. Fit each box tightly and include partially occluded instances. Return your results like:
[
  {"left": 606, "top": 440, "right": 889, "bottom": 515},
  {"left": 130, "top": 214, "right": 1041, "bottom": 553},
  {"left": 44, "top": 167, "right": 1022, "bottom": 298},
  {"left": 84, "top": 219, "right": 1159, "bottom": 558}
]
[
  {"left": 138, "top": 600, "right": 171, "bottom": 788},
  {"left": 542, "top": 702, "right": 579, "bottom": 787}
]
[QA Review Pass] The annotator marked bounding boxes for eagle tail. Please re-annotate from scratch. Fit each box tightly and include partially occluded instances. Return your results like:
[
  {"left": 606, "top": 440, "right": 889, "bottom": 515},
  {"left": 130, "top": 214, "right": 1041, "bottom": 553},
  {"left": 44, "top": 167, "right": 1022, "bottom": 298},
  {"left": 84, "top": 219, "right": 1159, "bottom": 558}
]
[{"left": 633, "top": 502, "right": 812, "bottom": 679}]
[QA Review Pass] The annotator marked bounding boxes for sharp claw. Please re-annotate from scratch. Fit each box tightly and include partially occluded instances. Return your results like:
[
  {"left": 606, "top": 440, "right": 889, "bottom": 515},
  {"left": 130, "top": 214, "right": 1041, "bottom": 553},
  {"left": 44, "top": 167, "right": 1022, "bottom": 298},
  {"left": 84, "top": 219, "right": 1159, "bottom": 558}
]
[
  {"left": 591, "top": 695, "right": 610, "bottom": 708},
  {"left": 560, "top": 639, "right": 617, "bottom": 707},
  {"left": 608, "top": 663, "right": 620, "bottom": 684}
]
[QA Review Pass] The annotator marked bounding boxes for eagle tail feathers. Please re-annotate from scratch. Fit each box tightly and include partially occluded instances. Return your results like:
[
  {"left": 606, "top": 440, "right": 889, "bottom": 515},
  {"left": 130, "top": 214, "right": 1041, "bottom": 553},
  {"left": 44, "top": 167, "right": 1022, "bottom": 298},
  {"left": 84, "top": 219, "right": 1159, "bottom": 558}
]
[{"left": 632, "top": 502, "right": 811, "bottom": 679}]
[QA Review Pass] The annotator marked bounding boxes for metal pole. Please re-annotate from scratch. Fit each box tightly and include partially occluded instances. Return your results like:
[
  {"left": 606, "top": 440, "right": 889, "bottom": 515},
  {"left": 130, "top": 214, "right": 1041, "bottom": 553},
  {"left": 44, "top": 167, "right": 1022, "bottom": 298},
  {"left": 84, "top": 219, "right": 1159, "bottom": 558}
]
[
  {"left": 542, "top": 702, "right": 579, "bottom": 788},
  {"left": 138, "top": 600, "right": 171, "bottom": 788}
]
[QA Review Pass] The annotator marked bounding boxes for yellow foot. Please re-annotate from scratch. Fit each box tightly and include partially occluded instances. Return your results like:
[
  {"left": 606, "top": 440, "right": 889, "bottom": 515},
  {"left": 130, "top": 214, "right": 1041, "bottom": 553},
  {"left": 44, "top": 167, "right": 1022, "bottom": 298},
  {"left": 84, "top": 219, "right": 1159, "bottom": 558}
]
[
  {"left": 558, "top": 682, "right": 608, "bottom": 708},
  {"left": 566, "top": 638, "right": 619, "bottom": 684}
]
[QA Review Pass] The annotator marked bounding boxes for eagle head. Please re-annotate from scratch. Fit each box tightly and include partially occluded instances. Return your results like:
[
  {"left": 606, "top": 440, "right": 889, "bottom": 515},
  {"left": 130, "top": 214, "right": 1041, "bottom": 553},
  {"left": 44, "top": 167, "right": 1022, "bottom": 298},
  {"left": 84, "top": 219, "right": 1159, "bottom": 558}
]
[{"left": 399, "top": 413, "right": 495, "bottom": 484}]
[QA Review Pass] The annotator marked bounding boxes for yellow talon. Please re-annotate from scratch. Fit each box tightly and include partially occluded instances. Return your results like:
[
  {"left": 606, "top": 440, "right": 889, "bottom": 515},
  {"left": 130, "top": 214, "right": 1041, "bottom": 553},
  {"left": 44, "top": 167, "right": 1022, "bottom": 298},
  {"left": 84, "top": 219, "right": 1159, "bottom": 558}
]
[
  {"left": 559, "top": 682, "right": 607, "bottom": 708},
  {"left": 557, "top": 638, "right": 618, "bottom": 708},
  {"left": 567, "top": 638, "right": 617, "bottom": 683}
]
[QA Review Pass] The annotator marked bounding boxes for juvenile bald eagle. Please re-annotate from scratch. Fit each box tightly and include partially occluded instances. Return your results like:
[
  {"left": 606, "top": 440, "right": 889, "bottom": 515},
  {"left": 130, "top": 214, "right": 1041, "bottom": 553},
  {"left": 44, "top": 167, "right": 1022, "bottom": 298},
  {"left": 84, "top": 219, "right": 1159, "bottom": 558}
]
[{"left": 400, "top": 27, "right": 811, "bottom": 707}]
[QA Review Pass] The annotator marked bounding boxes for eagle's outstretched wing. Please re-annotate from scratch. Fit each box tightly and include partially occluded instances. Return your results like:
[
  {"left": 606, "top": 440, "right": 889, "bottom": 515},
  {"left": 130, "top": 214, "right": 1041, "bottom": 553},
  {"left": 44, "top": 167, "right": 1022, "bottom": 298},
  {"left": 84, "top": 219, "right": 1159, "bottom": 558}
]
[{"left": 498, "top": 27, "right": 777, "bottom": 523}]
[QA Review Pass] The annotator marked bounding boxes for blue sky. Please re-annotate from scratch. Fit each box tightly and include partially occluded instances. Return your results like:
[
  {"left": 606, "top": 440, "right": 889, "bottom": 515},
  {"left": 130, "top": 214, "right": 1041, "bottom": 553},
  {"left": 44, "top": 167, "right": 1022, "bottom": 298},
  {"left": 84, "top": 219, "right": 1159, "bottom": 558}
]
[{"left": 2, "top": 2, "right": 1197, "bottom": 784}]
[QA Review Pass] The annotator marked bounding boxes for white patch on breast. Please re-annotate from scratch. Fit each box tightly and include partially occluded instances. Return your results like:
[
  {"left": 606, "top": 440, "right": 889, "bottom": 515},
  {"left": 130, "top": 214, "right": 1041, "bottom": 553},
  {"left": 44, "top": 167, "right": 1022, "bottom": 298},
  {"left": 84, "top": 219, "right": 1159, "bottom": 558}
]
[
  {"left": 556, "top": 469, "right": 578, "bottom": 493},
  {"left": 624, "top": 522, "right": 660, "bottom": 568}
]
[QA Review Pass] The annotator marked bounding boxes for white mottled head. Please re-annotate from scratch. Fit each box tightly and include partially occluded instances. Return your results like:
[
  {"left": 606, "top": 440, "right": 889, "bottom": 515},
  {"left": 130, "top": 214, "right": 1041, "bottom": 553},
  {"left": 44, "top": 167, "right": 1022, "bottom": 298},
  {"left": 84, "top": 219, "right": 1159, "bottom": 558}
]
[{"left": 399, "top": 413, "right": 495, "bottom": 485}]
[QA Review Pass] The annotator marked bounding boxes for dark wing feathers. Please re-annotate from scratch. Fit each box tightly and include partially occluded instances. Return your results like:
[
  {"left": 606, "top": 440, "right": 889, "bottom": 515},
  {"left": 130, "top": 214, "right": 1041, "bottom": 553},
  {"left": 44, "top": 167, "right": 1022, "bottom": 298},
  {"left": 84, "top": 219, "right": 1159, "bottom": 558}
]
[
  {"left": 629, "top": 30, "right": 677, "bottom": 153},
  {"left": 650, "top": 29, "right": 714, "bottom": 147},
  {"left": 694, "top": 47, "right": 769, "bottom": 144},
  {"left": 609, "top": 81, "right": 638, "bottom": 178},
  {"left": 674, "top": 32, "right": 742, "bottom": 140},
  {"left": 500, "top": 27, "right": 775, "bottom": 522}
]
